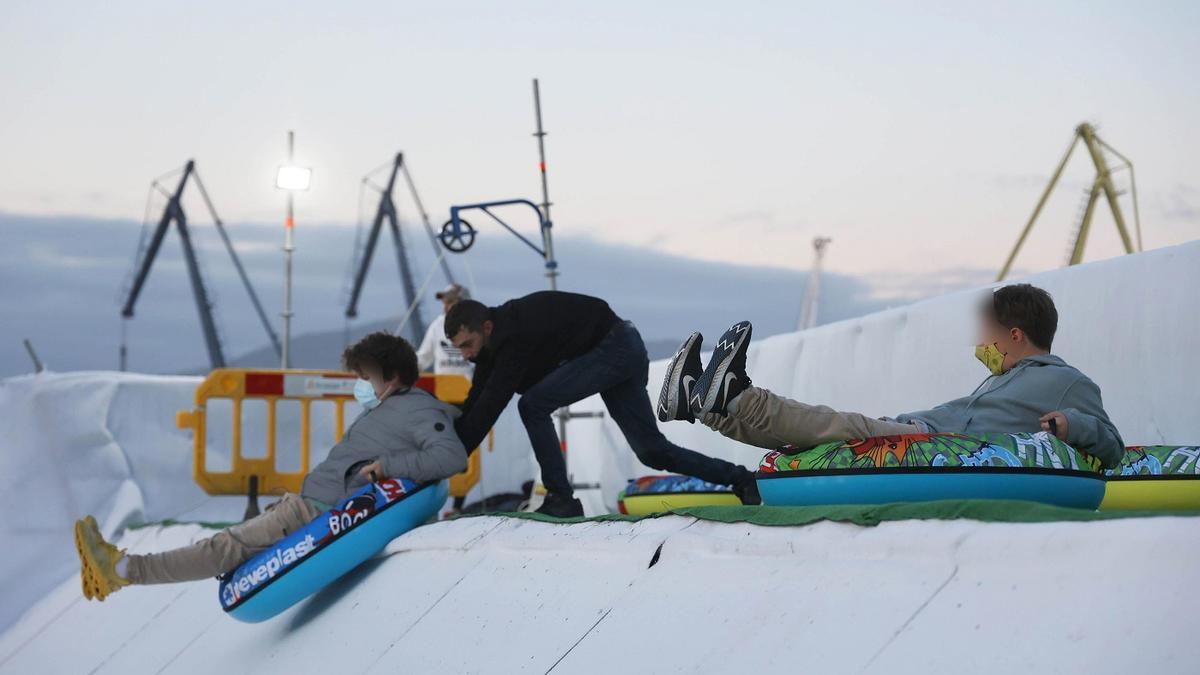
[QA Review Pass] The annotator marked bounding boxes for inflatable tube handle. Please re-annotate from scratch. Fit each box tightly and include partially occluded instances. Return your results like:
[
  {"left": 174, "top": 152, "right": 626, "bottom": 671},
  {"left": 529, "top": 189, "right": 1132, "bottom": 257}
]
[
  {"left": 369, "top": 470, "right": 379, "bottom": 484},
  {"left": 1049, "top": 418, "right": 1058, "bottom": 438}
]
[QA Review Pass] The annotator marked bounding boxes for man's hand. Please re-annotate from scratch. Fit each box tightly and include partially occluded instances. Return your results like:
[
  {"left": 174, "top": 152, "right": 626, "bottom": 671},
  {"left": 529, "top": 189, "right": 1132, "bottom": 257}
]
[
  {"left": 358, "top": 461, "right": 385, "bottom": 483},
  {"left": 1039, "top": 411, "right": 1069, "bottom": 440}
]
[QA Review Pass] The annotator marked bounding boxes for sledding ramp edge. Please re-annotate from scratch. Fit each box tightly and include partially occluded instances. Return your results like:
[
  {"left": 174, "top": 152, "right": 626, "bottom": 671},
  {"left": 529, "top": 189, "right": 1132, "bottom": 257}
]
[{"left": 2, "top": 510, "right": 1198, "bottom": 675}]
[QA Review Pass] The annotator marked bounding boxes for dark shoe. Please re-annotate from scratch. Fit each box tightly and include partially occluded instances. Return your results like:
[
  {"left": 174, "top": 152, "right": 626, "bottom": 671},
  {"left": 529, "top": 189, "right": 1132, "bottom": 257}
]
[
  {"left": 691, "top": 320, "right": 753, "bottom": 418},
  {"left": 657, "top": 332, "right": 704, "bottom": 424},
  {"left": 732, "top": 472, "right": 762, "bottom": 506},
  {"left": 535, "top": 492, "right": 584, "bottom": 518}
]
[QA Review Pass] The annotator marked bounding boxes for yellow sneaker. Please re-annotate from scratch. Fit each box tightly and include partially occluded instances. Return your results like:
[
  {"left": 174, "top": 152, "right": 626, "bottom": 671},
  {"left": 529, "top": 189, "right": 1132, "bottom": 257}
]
[{"left": 74, "top": 516, "right": 129, "bottom": 601}]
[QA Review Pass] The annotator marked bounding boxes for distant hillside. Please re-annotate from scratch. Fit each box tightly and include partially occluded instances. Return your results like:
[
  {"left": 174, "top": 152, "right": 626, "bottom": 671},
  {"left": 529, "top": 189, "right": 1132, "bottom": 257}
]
[
  {"left": 1, "top": 212, "right": 990, "bottom": 378},
  {"left": 218, "top": 318, "right": 687, "bottom": 373}
]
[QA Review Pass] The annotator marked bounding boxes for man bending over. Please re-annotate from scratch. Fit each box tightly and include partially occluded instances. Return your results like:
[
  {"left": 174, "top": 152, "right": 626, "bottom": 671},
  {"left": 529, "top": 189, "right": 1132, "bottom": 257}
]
[
  {"left": 447, "top": 291, "right": 759, "bottom": 518},
  {"left": 75, "top": 332, "right": 467, "bottom": 601},
  {"left": 658, "top": 284, "right": 1124, "bottom": 473}
]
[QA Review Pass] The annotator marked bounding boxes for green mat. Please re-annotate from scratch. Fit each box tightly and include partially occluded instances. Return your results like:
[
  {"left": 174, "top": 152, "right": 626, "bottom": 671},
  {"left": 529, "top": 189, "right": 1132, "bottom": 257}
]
[
  {"left": 137, "top": 499, "right": 1198, "bottom": 532},
  {"left": 460, "top": 499, "right": 1199, "bottom": 528},
  {"left": 130, "top": 518, "right": 239, "bottom": 531}
]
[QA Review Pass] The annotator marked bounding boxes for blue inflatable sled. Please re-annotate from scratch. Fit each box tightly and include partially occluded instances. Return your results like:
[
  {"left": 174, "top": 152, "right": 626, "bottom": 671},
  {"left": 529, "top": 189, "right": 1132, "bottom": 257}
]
[
  {"left": 756, "top": 432, "right": 1106, "bottom": 510},
  {"left": 219, "top": 478, "right": 447, "bottom": 623}
]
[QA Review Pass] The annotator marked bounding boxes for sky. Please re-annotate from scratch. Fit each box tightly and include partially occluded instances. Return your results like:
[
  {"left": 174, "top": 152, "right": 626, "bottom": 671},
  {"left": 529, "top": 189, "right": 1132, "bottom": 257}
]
[{"left": 1, "top": 1, "right": 1198, "bottom": 375}]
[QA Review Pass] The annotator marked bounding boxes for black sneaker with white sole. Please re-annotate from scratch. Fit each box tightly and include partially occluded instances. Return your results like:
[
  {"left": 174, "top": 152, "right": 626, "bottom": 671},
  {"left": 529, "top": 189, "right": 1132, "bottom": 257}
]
[
  {"left": 691, "top": 320, "right": 753, "bottom": 418},
  {"left": 657, "top": 332, "right": 704, "bottom": 423}
]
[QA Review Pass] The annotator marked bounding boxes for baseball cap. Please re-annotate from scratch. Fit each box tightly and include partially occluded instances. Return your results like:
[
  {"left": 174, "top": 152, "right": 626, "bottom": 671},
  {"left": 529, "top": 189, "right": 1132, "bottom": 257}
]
[{"left": 435, "top": 283, "right": 469, "bottom": 300}]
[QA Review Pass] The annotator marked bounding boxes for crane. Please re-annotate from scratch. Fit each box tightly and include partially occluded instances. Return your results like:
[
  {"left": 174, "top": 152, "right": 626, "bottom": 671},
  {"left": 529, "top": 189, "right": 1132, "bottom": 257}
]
[
  {"left": 344, "top": 152, "right": 454, "bottom": 345},
  {"left": 997, "top": 122, "right": 1143, "bottom": 281},
  {"left": 119, "top": 160, "right": 280, "bottom": 370}
]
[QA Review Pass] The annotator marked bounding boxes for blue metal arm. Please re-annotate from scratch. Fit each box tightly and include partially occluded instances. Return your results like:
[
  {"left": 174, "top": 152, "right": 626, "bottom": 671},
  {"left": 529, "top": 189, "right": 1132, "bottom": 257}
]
[{"left": 443, "top": 198, "right": 558, "bottom": 273}]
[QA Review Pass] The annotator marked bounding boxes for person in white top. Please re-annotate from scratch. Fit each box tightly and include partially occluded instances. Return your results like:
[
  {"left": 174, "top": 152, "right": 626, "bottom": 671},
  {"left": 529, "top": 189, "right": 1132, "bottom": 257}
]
[{"left": 416, "top": 283, "right": 475, "bottom": 377}]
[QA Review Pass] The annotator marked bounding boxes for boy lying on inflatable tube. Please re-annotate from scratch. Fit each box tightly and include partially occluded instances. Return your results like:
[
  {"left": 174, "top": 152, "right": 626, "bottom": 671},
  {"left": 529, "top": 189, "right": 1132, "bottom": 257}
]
[
  {"left": 657, "top": 283, "right": 1125, "bottom": 502},
  {"left": 74, "top": 332, "right": 468, "bottom": 602}
]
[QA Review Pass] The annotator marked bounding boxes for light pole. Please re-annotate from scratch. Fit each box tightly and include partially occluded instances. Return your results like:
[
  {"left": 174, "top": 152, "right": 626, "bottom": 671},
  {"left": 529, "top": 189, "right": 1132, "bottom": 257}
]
[{"left": 275, "top": 130, "right": 311, "bottom": 369}]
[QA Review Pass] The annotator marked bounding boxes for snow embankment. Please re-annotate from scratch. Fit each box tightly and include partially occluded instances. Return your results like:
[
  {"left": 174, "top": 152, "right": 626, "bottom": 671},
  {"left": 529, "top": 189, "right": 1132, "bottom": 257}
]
[{"left": 0, "top": 371, "right": 536, "bottom": 632}]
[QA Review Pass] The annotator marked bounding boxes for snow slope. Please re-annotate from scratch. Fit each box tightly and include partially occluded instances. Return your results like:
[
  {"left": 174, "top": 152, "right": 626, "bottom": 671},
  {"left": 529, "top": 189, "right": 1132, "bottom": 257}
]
[{"left": 3, "top": 512, "right": 1198, "bottom": 674}]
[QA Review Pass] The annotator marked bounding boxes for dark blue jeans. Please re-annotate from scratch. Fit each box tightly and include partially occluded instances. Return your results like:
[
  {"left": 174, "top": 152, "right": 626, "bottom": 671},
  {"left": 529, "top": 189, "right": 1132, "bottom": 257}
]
[{"left": 517, "top": 320, "right": 749, "bottom": 496}]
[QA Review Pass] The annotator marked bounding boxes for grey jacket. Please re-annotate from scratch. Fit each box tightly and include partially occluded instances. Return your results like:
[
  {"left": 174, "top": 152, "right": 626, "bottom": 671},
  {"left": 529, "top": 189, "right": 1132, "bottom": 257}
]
[
  {"left": 300, "top": 387, "right": 468, "bottom": 506},
  {"left": 891, "top": 354, "right": 1125, "bottom": 468}
]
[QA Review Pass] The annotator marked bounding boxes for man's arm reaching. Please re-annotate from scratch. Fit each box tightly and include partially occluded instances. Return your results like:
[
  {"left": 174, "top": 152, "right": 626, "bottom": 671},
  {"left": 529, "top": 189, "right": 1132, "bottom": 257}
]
[{"left": 455, "top": 348, "right": 528, "bottom": 452}]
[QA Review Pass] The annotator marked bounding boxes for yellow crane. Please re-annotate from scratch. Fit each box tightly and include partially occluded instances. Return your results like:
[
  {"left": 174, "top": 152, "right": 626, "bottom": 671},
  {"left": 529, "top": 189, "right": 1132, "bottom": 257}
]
[{"left": 997, "top": 122, "right": 1143, "bottom": 281}]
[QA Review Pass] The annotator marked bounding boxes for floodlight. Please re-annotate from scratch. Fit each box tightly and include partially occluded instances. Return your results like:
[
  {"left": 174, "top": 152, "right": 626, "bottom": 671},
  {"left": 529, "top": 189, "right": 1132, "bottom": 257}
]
[{"left": 275, "top": 165, "right": 312, "bottom": 191}]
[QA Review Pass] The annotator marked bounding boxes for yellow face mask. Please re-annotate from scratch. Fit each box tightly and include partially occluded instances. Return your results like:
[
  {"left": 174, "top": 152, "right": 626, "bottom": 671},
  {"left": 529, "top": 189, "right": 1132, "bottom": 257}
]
[{"left": 974, "top": 342, "right": 1007, "bottom": 376}]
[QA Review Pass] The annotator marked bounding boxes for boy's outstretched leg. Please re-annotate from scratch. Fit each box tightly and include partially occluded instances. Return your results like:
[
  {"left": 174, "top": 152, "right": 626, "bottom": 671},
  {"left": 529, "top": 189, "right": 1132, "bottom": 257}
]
[
  {"left": 74, "top": 493, "right": 320, "bottom": 601},
  {"left": 691, "top": 320, "right": 919, "bottom": 448}
]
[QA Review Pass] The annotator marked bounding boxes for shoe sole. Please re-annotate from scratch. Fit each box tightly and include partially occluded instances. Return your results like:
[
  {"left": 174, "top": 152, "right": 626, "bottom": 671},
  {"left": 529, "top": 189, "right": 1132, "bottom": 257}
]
[
  {"left": 694, "top": 321, "right": 752, "bottom": 417},
  {"left": 657, "top": 332, "right": 702, "bottom": 423},
  {"left": 75, "top": 516, "right": 123, "bottom": 601},
  {"left": 75, "top": 519, "right": 103, "bottom": 600},
  {"left": 74, "top": 519, "right": 93, "bottom": 600}
]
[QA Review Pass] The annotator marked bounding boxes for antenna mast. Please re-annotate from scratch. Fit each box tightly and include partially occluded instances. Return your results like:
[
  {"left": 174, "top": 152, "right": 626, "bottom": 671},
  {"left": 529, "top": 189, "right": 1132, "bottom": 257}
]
[
  {"left": 798, "top": 237, "right": 831, "bottom": 331},
  {"left": 533, "top": 78, "right": 558, "bottom": 290}
]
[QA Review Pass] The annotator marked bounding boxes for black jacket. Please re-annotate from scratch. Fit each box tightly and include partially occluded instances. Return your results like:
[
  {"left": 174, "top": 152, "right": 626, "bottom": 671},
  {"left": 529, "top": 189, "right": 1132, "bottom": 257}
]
[{"left": 455, "top": 291, "right": 619, "bottom": 451}]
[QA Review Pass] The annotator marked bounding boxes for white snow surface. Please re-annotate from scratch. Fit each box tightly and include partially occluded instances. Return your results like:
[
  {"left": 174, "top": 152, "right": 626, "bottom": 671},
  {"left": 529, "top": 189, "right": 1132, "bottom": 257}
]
[
  {"left": 3, "top": 514, "right": 1199, "bottom": 674},
  {"left": 1, "top": 240, "right": 1198, "bottom": 673}
]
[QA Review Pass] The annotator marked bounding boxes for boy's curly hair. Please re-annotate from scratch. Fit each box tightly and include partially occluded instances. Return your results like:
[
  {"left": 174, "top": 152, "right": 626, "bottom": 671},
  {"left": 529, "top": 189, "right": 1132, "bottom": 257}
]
[{"left": 341, "top": 331, "right": 418, "bottom": 385}]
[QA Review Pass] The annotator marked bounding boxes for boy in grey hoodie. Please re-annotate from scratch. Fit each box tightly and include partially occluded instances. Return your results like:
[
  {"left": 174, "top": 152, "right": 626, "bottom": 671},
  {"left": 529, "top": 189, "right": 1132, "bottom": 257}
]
[
  {"left": 75, "top": 332, "right": 467, "bottom": 601},
  {"left": 658, "top": 284, "right": 1124, "bottom": 477}
]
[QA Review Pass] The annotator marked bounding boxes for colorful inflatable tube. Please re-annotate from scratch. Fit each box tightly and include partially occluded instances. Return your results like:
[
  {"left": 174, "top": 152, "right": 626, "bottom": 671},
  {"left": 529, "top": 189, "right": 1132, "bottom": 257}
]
[
  {"left": 756, "top": 432, "right": 1105, "bottom": 509},
  {"left": 219, "top": 478, "right": 448, "bottom": 623},
  {"left": 617, "top": 475, "right": 741, "bottom": 515},
  {"left": 1101, "top": 445, "right": 1200, "bottom": 511}
]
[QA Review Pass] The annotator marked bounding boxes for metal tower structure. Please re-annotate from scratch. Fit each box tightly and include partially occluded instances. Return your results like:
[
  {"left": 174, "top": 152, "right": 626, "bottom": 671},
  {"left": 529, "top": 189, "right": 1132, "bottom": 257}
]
[
  {"left": 119, "top": 160, "right": 280, "bottom": 370},
  {"left": 997, "top": 122, "right": 1142, "bottom": 281},
  {"left": 798, "top": 236, "right": 832, "bottom": 331},
  {"left": 344, "top": 152, "right": 453, "bottom": 345}
]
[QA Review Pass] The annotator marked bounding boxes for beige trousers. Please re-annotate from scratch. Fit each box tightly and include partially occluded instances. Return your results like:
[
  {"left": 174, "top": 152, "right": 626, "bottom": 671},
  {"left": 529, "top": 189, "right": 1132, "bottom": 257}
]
[
  {"left": 124, "top": 493, "right": 321, "bottom": 585},
  {"left": 702, "top": 386, "right": 920, "bottom": 450}
]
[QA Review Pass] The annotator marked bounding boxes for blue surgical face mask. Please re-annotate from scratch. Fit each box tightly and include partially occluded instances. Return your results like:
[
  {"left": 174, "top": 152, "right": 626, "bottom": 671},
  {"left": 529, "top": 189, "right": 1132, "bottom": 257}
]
[{"left": 354, "top": 379, "right": 380, "bottom": 410}]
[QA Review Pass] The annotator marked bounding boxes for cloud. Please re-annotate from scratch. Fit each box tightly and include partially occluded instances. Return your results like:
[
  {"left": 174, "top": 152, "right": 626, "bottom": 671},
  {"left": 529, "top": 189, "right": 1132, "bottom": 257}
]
[{"left": 1152, "top": 183, "right": 1200, "bottom": 223}]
